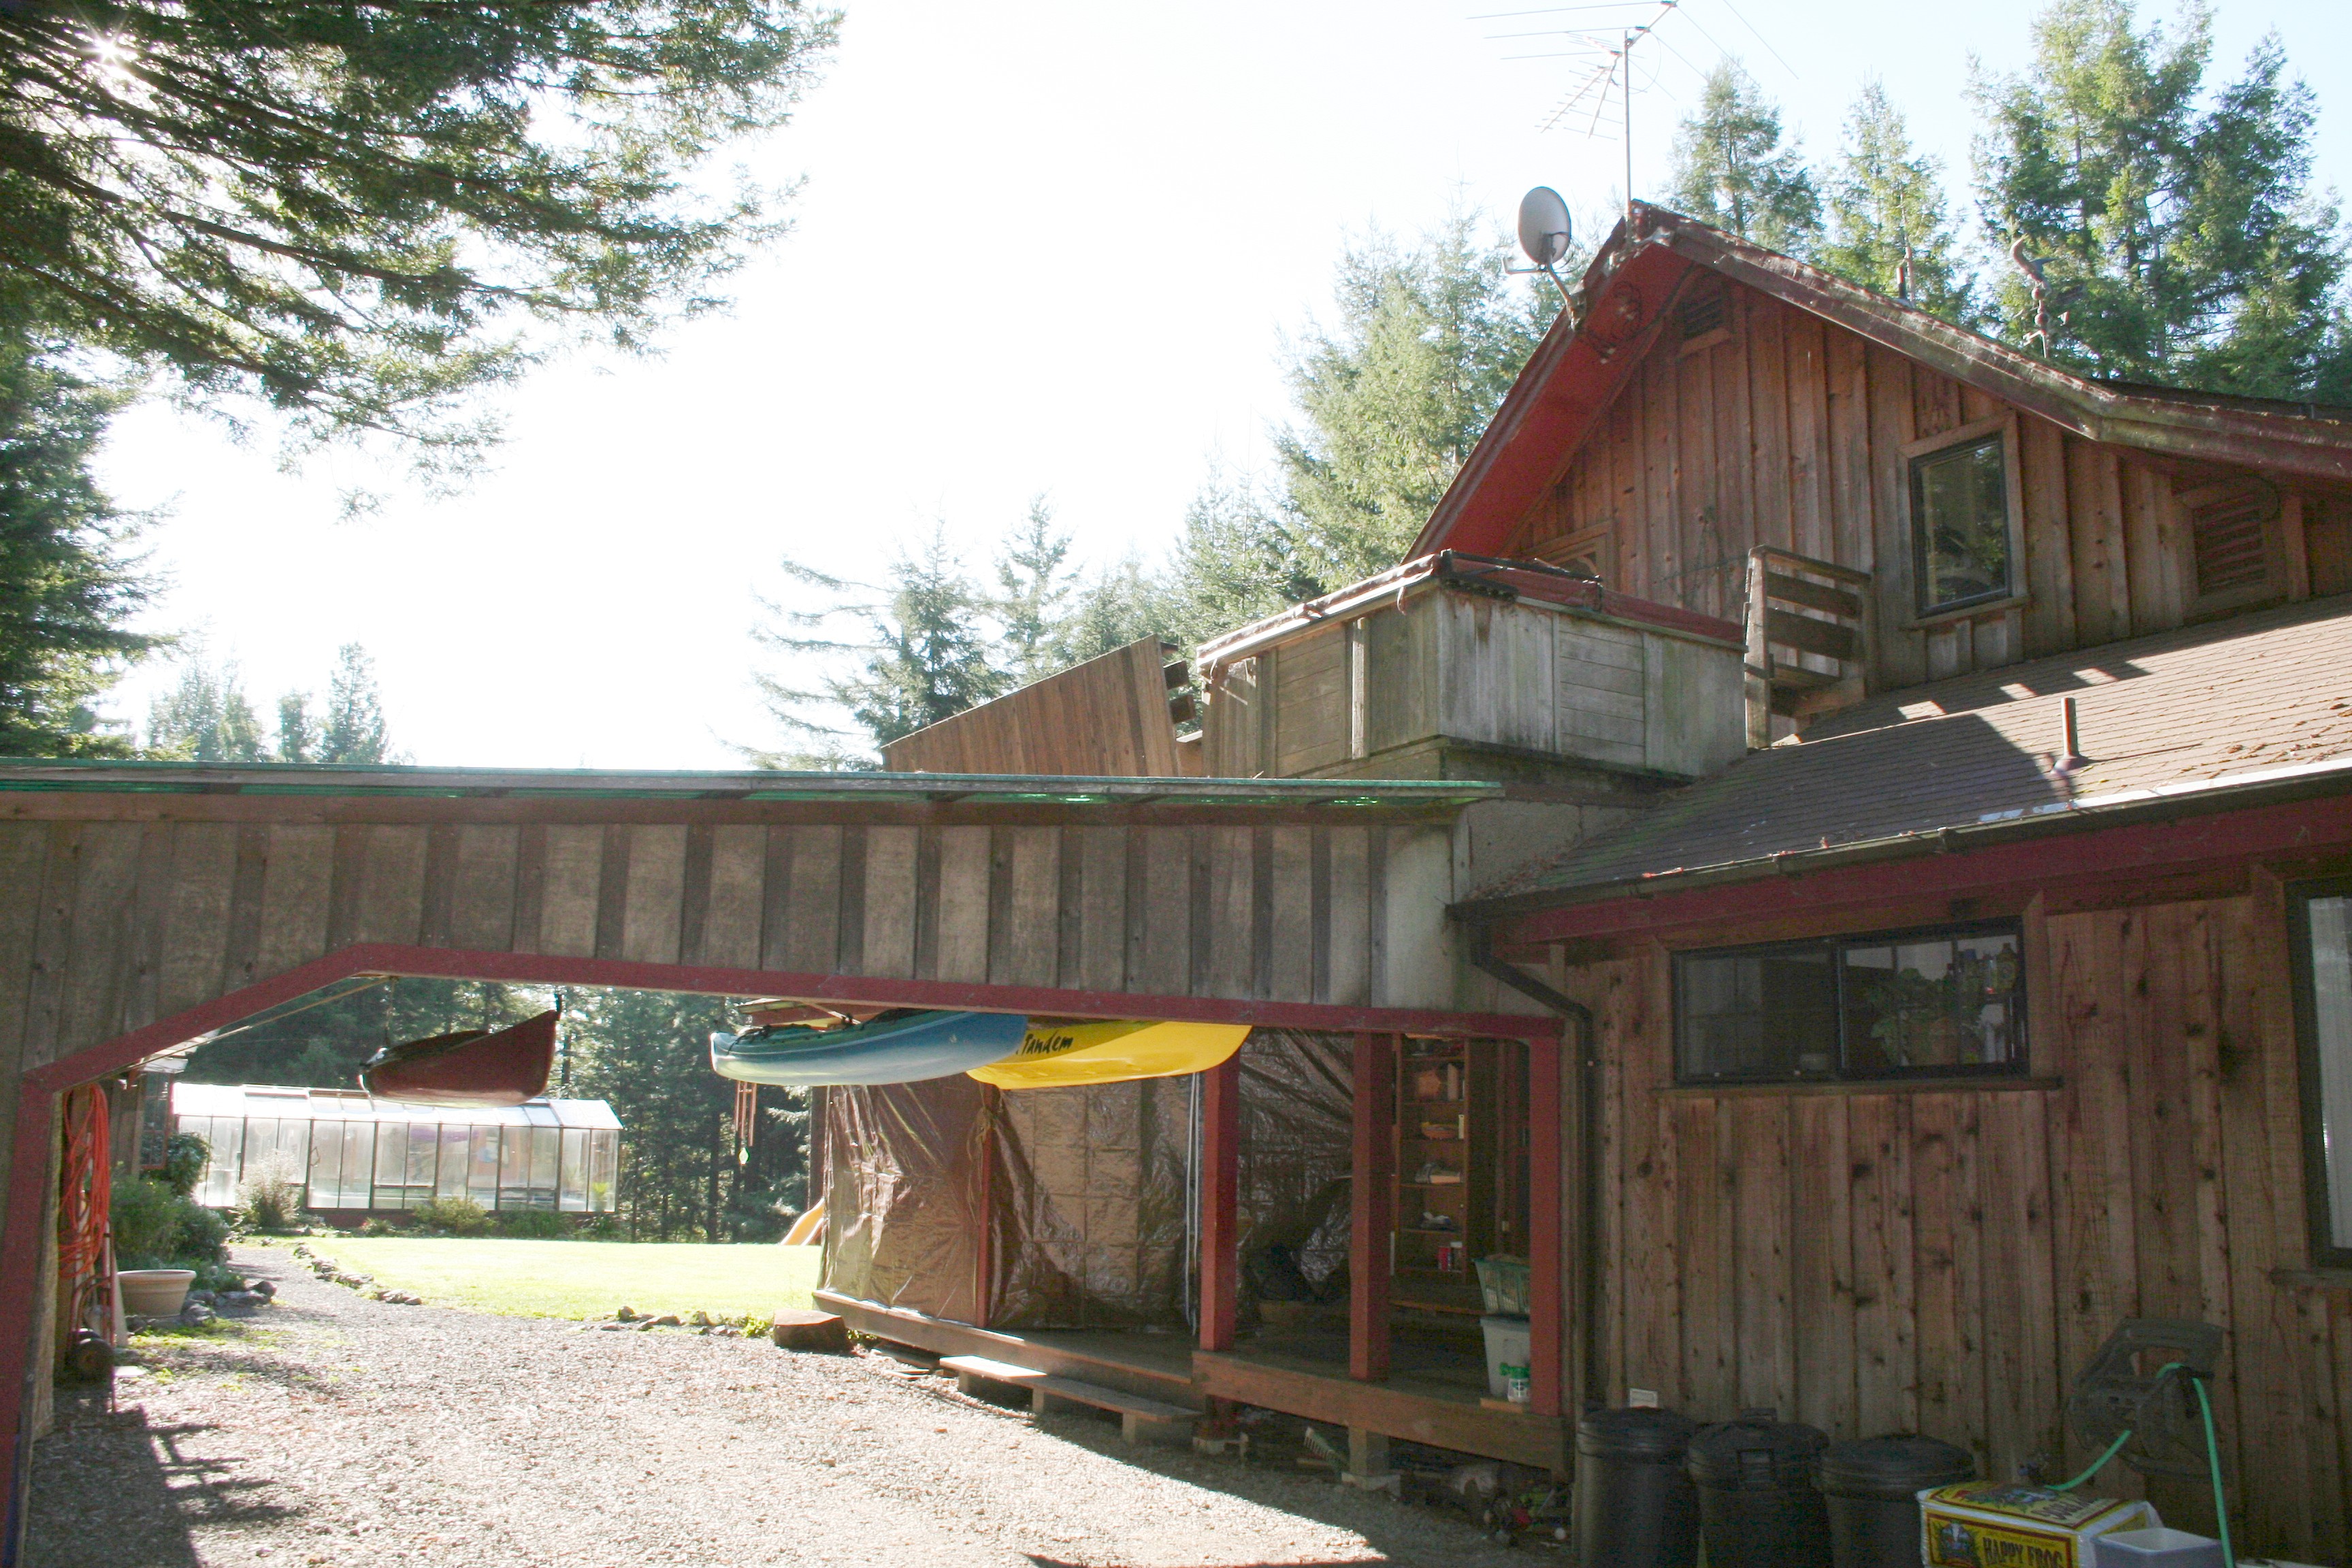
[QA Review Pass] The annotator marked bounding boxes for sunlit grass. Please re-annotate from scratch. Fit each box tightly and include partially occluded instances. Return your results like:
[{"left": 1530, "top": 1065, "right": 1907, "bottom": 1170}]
[{"left": 265, "top": 1239, "right": 821, "bottom": 1322}]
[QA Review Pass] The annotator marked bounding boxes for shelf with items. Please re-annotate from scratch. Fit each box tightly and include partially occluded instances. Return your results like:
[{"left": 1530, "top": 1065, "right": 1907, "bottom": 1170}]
[{"left": 1390, "top": 1040, "right": 1530, "bottom": 1328}]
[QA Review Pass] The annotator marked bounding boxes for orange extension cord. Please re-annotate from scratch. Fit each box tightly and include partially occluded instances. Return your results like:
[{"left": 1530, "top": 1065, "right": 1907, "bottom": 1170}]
[{"left": 58, "top": 1084, "right": 112, "bottom": 1341}]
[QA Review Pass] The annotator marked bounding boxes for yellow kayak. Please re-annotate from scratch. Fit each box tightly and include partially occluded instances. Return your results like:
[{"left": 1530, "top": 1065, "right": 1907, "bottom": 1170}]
[{"left": 966, "top": 1019, "right": 1250, "bottom": 1090}]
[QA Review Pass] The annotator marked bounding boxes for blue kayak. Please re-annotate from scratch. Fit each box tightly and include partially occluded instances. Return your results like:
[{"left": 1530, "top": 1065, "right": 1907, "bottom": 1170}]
[{"left": 709, "top": 1009, "right": 1028, "bottom": 1087}]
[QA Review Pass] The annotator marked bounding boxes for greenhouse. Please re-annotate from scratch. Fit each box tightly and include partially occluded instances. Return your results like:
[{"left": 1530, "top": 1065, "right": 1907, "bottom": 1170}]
[{"left": 167, "top": 1081, "right": 621, "bottom": 1215}]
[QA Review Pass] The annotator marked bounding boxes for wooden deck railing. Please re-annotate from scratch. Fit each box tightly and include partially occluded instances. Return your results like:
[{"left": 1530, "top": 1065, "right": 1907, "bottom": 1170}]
[{"left": 1743, "top": 546, "right": 1873, "bottom": 748}]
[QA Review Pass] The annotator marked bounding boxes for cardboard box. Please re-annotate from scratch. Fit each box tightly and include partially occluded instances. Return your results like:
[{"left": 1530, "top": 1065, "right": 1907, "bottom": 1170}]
[{"left": 1921, "top": 1483, "right": 2158, "bottom": 1568}]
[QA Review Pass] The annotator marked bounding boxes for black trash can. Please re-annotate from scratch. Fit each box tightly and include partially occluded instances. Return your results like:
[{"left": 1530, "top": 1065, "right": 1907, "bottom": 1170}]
[
  {"left": 1815, "top": 1434, "right": 1976, "bottom": 1568},
  {"left": 1684, "top": 1408, "right": 1833, "bottom": 1568},
  {"left": 1573, "top": 1407, "right": 1701, "bottom": 1568}
]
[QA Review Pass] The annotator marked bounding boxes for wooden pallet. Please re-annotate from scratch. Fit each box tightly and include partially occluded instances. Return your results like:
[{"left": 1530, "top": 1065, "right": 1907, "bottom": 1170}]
[{"left": 940, "top": 1355, "right": 1197, "bottom": 1446}]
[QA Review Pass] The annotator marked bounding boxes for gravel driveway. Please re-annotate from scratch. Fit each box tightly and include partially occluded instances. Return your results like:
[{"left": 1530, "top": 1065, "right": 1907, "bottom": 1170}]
[{"left": 29, "top": 1245, "right": 1532, "bottom": 1567}]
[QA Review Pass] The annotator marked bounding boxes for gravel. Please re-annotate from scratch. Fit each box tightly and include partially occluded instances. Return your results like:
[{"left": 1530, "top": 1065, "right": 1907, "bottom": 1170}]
[{"left": 29, "top": 1245, "right": 1536, "bottom": 1567}]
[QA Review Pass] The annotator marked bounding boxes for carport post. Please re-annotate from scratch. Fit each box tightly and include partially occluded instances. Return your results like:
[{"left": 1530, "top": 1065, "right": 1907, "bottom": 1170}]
[
  {"left": 1197, "top": 1054, "right": 1240, "bottom": 1352},
  {"left": 1349, "top": 1033, "right": 1394, "bottom": 1382}
]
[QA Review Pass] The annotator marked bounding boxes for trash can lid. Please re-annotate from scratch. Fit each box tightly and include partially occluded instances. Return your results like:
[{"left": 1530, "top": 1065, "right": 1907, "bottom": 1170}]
[
  {"left": 1576, "top": 1406, "right": 1699, "bottom": 1460},
  {"left": 1684, "top": 1409, "right": 1830, "bottom": 1489},
  {"left": 1814, "top": 1434, "right": 1976, "bottom": 1498}
]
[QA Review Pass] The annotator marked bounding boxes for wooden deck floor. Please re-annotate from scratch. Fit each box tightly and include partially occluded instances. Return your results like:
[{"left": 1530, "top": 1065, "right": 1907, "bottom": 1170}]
[{"left": 816, "top": 1290, "right": 1565, "bottom": 1472}]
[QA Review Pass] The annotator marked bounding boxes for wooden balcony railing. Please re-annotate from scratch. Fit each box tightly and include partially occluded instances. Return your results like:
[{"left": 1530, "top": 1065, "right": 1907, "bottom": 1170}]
[{"left": 1744, "top": 547, "right": 1873, "bottom": 748}]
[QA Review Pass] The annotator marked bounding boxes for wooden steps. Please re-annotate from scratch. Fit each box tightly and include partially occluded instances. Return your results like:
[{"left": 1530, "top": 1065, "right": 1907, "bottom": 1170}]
[{"left": 939, "top": 1354, "right": 1197, "bottom": 1446}]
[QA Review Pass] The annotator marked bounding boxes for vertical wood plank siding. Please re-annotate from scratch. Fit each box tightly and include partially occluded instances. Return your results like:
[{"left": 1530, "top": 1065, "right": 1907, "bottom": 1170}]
[
  {"left": 1571, "top": 892, "right": 2348, "bottom": 1561},
  {"left": 1504, "top": 284, "right": 2252, "bottom": 685}
]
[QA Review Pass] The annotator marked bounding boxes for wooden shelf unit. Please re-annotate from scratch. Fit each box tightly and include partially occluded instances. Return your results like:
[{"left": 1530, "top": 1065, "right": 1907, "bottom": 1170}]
[{"left": 1390, "top": 1040, "right": 1529, "bottom": 1316}]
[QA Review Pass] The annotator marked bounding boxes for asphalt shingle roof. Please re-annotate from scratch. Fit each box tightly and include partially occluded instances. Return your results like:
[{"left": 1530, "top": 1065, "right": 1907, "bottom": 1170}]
[{"left": 1474, "top": 593, "right": 2352, "bottom": 902}]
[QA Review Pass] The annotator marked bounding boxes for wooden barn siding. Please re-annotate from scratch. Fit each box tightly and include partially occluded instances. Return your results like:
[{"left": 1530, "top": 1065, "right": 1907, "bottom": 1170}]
[
  {"left": 881, "top": 638, "right": 1188, "bottom": 777},
  {"left": 1572, "top": 891, "right": 2351, "bottom": 1561},
  {"left": 1505, "top": 283, "right": 2257, "bottom": 687}
]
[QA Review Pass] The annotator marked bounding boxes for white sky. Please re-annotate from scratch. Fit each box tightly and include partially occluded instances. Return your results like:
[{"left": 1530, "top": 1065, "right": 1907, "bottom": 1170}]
[{"left": 93, "top": 0, "right": 2352, "bottom": 770}]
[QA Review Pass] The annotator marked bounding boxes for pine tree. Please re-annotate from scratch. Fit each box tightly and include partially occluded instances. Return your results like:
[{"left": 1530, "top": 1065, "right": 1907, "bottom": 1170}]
[
  {"left": 276, "top": 693, "right": 321, "bottom": 764},
  {"left": 320, "top": 644, "right": 395, "bottom": 764},
  {"left": 147, "top": 658, "right": 270, "bottom": 763},
  {"left": 0, "top": 2, "right": 838, "bottom": 461},
  {"left": 1821, "top": 83, "right": 1978, "bottom": 322},
  {"left": 0, "top": 333, "right": 155, "bottom": 756},
  {"left": 1273, "top": 215, "right": 1555, "bottom": 587},
  {"left": 992, "top": 499, "right": 1077, "bottom": 687},
  {"left": 1669, "top": 63, "right": 1823, "bottom": 256},
  {"left": 1973, "top": 0, "right": 2352, "bottom": 399}
]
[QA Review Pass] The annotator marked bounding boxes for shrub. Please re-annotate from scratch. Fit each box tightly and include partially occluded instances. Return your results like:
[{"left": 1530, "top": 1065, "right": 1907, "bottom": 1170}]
[
  {"left": 410, "top": 1196, "right": 489, "bottom": 1235},
  {"left": 159, "top": 1133, "right": 210, "bottom": 1198},
  {"left": 109, "top": 1176, "right": 227, "bottom": 1270},
  {"left": 492, "top": 1208, "right": 569, "bottom": 1240},
  {"left": 236, "top": 1161, "right": 306, "bottom": 1232},
  {"left": 358, "top": 1218, "right": 400, "bottom": 1237},
  {"left": 580, "top": 1213, "right": 622, "bottom": 1241}
]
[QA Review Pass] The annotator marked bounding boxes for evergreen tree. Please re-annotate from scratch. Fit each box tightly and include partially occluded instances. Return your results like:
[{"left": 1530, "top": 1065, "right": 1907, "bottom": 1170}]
[
  {"left": 0, "top": 2, "right": 839, "bottom": 461},
  {"left": 182, "top": 978, "right": 549, "bottom": 1090},
  {"left": 276, "top": 693, "right": 321, "bottom": 764},
  {"left": 1669, "top": 63, "right": 1823, "bottom": 255},
  {"left": 1273, "top": 216, "right": 1556, "bottom": 587},
  {"left": 992, "top": 500, "right": 1077, "bottom": 687},
  {"left": 319, "top": 644, "right": 394, "bottom": 764},
  {"left": 1973, "top": 0, "right": 2352, "bottom": 399},
  {"left": 0, "top": 333, "right": 155, "bottom": 756},
  {"left": 1822, "top": 83, "right": 1978, "bottom": 322},
  {"left": 147, "top": 657, "right": 270, "bottom": 763}
]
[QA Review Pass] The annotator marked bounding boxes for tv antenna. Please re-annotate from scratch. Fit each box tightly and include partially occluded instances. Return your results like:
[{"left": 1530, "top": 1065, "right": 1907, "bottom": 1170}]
[
  {"left": 1509, "top": 186, "right": 1578, "bottom": 316},
  {"left": 1477, "top": 0, "right": 1797, "bottom": 227}
]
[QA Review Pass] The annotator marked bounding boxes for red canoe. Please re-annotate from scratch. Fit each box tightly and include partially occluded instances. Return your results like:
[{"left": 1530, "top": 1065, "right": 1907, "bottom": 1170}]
[{"left": 361, "top": 1009, "right": 560, "bottom": 1107}]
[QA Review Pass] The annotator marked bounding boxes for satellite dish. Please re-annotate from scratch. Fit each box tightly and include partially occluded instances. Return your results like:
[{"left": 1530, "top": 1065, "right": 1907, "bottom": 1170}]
[{"left": 1518, "top": 186, "right": 1573, "bottom": 270}]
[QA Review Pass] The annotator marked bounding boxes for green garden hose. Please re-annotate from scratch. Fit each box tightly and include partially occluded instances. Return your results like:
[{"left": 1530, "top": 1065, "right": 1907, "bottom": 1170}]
[{"left": 2048, "top": 1360, "right": 2234, "bottom": 1568}]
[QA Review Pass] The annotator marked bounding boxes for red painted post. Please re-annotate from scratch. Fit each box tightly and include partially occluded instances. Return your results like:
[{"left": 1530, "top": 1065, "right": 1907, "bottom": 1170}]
[
  {"left": 1351, "top": 1033, "right": 1396, "bottom": 1382},
  {"left": 1198, "top": 1055, "right": 1241, "bottom": 1353},
  {"left": 1528, "top": 1037, "right": 1564, "bottom": 1418}
]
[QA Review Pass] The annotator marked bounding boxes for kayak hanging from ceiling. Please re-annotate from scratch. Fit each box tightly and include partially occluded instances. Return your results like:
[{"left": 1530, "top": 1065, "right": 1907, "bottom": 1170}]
[
  {"left": 966, "top": 1019, "right": 1250, "bottom": 1090},
  {"left": 709, "top": 1009, "right": 1029, "bottom": 1088},
  {"left": 361, "top": 1007, "right": 561, "bottom": 1108}
]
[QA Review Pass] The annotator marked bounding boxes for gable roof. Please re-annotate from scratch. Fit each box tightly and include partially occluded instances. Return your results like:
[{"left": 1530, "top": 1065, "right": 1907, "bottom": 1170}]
[
  {"left": 1415, "top": 204, "right": 2352, "bottom": 560},
  {"left": 1457, "top": 591, "right": 2352, "bottom": 915}
]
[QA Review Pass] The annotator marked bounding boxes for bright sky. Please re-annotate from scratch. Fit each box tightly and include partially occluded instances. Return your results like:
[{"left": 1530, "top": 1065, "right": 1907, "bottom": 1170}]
[{"left": 93, "top": 0, "right": 2352, "bottom": 770}]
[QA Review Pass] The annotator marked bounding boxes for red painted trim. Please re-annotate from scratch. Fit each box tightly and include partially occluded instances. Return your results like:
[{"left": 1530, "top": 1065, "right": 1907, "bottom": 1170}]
[
  {"left": 1350, "top": 1034, "right": 1396, "bottom": 1384},
  {"left": 1527, "top": 1040, "right": 1563, "bottom": 1420},
  {"left": 1198, "top": 1056, "right": 1241, "bottom": 1354},
  {"left": 1492, "top": 795, "right": 2352, "bottom": 948}
]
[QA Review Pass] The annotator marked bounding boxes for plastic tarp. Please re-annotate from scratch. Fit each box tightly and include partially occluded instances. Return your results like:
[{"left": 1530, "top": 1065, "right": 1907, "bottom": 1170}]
[{"left": 820, "top": 1030, "right": 1357, "bottom": 1330}]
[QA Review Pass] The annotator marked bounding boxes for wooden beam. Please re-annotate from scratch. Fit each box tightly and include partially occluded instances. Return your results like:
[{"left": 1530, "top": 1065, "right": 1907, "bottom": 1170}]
[
  {"left": 1529, "top": 1038, "right": 1565, "bottom": 1418},
  {"left": 1195, "top": 1350, "right": 1567, "bottom": 1470},
  {"left": 1200, "top": 1055, "right": 1241, "bottom": 1354},
  {"left": 1352, "top": 1033, "right": 1396, "bottom": 1383}
]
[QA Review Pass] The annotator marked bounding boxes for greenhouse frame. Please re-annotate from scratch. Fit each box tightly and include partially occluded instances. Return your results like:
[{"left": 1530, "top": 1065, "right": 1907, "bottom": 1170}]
[{"left": 167, "top": 1081, "right": 621, "bottom": 1215}]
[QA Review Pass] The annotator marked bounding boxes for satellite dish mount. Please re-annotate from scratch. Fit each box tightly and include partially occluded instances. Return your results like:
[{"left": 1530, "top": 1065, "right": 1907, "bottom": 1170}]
[{"left": 1512, "top": 186, "right": 1577, "bottom": 318}]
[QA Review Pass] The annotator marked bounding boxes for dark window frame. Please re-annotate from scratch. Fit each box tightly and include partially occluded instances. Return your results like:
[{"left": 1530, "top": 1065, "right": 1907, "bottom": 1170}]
[
  {"left": 1908, "top": 431, "right": 2014, "bottom": 617},
  {"left": 2289, "top": 875, "right": 2352, "bottom": 1270},
  {"left": 1673, "top": 918, "right": 2031, "bottom": 1087}
]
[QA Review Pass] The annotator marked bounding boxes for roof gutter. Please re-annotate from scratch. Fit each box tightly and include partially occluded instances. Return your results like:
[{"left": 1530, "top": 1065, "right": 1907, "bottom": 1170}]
[{"left": 1452, "top": 753, "right": 2352, "bottom": 924}]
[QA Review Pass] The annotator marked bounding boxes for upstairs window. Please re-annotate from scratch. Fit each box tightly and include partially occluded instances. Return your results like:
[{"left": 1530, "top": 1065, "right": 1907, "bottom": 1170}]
[
  {"left": 1910, "top": 431, "right": 2013, "bottom": 615},
  {"left": 1676, "top": 921, "right": 2027, "bottom": 1085}
]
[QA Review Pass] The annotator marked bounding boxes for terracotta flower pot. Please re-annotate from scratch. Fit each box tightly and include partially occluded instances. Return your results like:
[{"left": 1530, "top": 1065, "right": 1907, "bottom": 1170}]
[{"left": 117, "top": 1269, "right": 196, "bottom": 1317}]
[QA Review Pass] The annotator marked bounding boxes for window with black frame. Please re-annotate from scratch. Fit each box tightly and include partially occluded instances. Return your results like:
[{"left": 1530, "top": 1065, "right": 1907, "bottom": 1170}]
[
  {"left": 2292, "top": 879, "right": 2352, "bottom": 1267},
  {"left": 1676, "top": 922, "right": 2028, "bottom": 1084},
  {"left": 1911, "top": 433, "right": 2012, "bottom": 615}
]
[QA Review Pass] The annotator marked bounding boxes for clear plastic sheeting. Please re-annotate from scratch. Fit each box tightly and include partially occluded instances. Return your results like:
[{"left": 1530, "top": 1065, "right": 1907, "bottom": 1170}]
[{"left": 821, "top": 1029, "right": 1358, "bottom": 1330}]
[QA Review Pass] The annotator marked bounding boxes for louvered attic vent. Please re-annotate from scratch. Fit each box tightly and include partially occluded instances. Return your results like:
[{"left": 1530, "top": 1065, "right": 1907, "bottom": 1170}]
[
  {"left": 1678, "top": 287, "right": 1727, "bottom": 343},
  {"left": 2187, "top": 480, "right": 2279, "bottom": 599}
]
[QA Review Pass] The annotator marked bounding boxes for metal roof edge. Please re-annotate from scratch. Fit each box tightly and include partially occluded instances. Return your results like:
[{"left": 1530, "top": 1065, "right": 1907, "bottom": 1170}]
[{"left": 1449, "top": 754, "right": 2352, "bottom": 924}]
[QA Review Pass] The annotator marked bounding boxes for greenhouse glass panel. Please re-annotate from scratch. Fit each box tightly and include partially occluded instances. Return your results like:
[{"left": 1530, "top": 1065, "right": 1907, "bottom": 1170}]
[
  {"left": 558, "top": 1129, "right": 588, "bottom": 1211},
  {"left": 339, "top": 1123, "right": 376, "bottom": 1209},
  {"left": 588, "top": 1130, "right": 618, "bottom": 1213},
  {"left": 437, "top": 1126, "right": 470, "bottom": 1199},
  {"left": 195, "top": 1118, "right": 240, "bottom": 1207},
  {"left": 529, "top": 1126, "right": 561, "bottom": 1210},
  {"left": 497, "top": 1121, "right": 531, "bottom": 1209},
  {"left": 241, "top": 1118, "right": 278, "bottom": 1184},
  {"left": 374, "top": 1121, "right": 406, "bottom": 1207},
  {"left": 468, "top": 1127, "right": 500, "bottom": 1206},
  {"left": 308, "top": 1126, "right": 342, "bottom": 1206}
]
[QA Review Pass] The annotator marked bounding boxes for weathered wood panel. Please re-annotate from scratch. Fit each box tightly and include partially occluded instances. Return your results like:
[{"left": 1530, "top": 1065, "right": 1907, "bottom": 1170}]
[
  {"left": 1505, "top": 278, "right": 2328, "bottom": 693},
  {"left": 1584, "top": 893, "right": 2348, "bottom": 1559},
  {"left": 881, "top": 637, "right": 1188, "bottom": 777}
]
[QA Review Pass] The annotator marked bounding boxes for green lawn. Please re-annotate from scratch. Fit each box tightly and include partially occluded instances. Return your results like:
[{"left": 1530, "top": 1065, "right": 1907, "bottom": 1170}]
[{"left": 270, "top": 1239, "right": 821, "bottom": 1322}]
